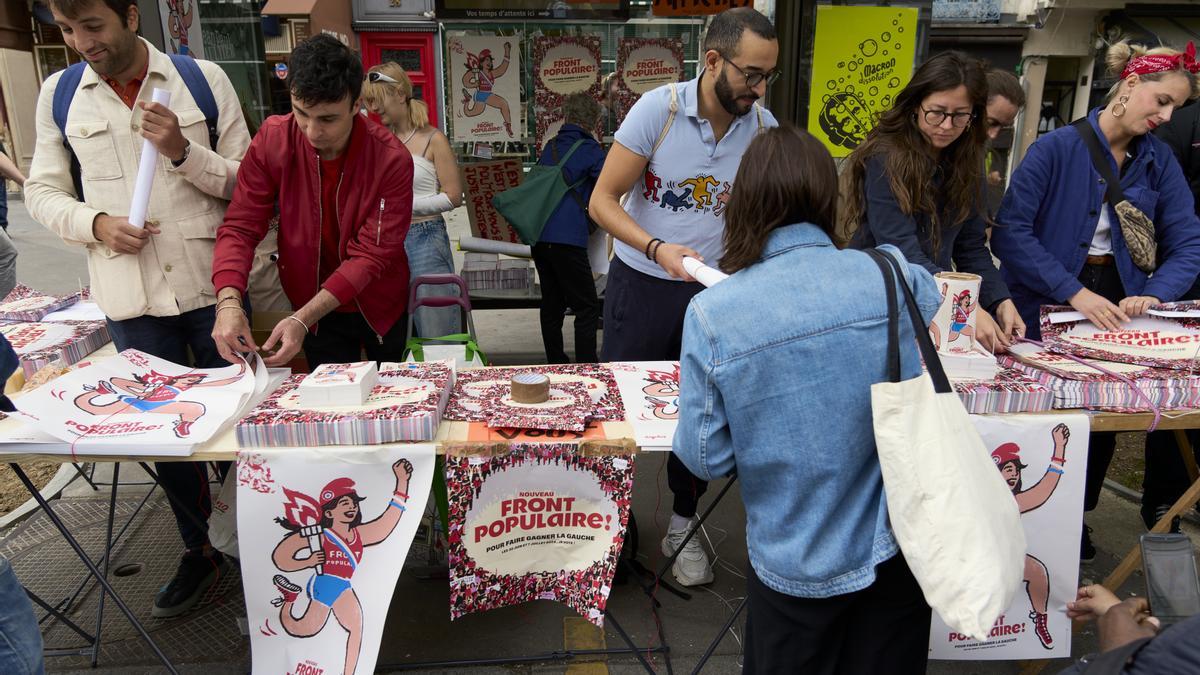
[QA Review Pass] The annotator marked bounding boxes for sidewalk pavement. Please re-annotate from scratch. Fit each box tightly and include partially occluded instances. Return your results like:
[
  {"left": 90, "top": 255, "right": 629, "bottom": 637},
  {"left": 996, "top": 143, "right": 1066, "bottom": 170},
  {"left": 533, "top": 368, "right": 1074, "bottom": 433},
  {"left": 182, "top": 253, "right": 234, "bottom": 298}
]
[{"left": 3, "top": 199, "right": 1198, "bottom": 673}]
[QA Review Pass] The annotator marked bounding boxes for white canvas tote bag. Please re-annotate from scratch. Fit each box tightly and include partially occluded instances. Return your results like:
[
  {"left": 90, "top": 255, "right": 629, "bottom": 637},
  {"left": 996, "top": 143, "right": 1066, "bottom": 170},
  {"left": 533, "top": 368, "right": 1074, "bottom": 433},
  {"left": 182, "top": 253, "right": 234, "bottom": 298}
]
[{"left": 865, "top": 249, "right": 1025, "bottom": 640}]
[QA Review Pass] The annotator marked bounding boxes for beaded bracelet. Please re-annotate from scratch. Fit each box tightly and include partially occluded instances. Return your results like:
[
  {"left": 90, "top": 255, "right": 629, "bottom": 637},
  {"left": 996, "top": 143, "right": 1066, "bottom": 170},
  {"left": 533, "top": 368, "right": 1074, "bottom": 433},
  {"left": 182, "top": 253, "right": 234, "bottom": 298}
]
[
  {"left": 644, "top": 237, "right": 664, "bottom": 260},
  {"left": 650, "top": 239, "right": 665, "bottom": 263}
]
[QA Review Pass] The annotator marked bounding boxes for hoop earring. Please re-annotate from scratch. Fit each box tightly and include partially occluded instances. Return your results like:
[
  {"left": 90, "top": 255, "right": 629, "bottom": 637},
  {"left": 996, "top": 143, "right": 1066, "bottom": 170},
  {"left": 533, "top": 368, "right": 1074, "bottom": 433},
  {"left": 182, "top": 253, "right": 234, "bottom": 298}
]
[{"left": 1111, "top": 95, "right": 1129, "bottom": 118}]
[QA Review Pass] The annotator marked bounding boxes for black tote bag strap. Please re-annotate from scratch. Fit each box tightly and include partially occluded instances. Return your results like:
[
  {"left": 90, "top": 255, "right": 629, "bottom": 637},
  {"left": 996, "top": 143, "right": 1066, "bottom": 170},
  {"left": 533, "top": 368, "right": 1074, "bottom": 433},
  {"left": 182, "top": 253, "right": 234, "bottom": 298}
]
[
  {"left": 864, "top": 249, "right": 900, "bottom": 382},
  {"left": 1071, "top": 119, "right": 1127, "bottom": 206},
  {"left": 868, "top": 249, "right": 953, "bottom": 393}
]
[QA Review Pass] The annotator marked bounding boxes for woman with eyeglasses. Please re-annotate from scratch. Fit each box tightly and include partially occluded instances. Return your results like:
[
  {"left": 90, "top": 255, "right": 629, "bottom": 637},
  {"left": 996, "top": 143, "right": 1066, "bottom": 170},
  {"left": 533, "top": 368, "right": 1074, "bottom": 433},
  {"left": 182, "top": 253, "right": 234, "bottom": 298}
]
[
  {"left": 991, "top": 41, "right": 1200, "bottom": 561},
  {"left": 362, "top": 63, "right": 464, "bottom": 338},
  {"left": 845, "top": 50, "right": 1022, "bottom": 351}
]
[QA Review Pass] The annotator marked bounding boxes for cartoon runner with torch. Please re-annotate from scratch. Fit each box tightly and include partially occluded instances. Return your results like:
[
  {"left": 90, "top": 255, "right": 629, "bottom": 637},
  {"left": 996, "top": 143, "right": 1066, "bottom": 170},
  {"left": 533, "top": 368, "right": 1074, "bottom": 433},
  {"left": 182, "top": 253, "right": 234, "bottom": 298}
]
[
  {"left": 270, "top": 459, "right": 413, "bottom": 675},
  {"left": 992, "top": 423, "right": 1070, "bottom": 650}
]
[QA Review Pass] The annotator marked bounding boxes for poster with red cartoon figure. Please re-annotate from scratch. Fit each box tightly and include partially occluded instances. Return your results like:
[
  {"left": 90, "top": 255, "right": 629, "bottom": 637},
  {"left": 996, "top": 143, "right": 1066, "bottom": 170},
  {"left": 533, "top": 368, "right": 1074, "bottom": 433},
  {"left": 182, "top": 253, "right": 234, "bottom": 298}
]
[
  {"left": 446, "top": 442, "right": 634, "bottom": 626},
  {"left": 929, "top": 414, "right": 1089, "bottom": 660},
  {"left": 608, "top": 361, "right": 679, "bottom": 449},
  {"left": 159, "top": 0, "right": 204, "bottom": 58},
  {"left": 449, "top": 34, "right": 522, "bottom": 142},
  {"left": 11, "top": 349, "right": 266, "bottom": 454},
  {"left": 237, "top": 445, "right": 435, "bottom": 675}
]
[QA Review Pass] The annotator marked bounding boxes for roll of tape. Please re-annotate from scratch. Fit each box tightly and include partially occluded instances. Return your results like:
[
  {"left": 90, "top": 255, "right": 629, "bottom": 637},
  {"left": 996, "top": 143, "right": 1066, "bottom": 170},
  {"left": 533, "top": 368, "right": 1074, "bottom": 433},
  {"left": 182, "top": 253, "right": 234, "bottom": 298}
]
[{"left": 511, "top": 372, "right": 550, "bottom": 404}]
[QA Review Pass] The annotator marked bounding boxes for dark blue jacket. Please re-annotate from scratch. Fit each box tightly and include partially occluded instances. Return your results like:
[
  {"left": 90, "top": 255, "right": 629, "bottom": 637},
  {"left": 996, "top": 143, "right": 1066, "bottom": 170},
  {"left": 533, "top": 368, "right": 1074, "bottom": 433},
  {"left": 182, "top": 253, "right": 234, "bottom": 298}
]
[
  {"left": 850, "top": 154, "right": 1011, "bottom": 311},
  {"left": 992, "top": 108, "right": 1200, "bottom": 338},
  {"left": 0, "top": 334, "right": 16, "bottom": 412},
  {"left": 536, "top": 124, "right": 606, "bottom": 248}
]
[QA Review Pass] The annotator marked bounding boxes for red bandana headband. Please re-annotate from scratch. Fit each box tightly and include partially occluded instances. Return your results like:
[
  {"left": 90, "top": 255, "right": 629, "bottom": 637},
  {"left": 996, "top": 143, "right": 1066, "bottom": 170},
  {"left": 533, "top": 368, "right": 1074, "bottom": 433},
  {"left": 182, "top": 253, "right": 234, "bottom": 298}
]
[{"left": 1121, "top": 41, "right": 1200, "bottom": 79}]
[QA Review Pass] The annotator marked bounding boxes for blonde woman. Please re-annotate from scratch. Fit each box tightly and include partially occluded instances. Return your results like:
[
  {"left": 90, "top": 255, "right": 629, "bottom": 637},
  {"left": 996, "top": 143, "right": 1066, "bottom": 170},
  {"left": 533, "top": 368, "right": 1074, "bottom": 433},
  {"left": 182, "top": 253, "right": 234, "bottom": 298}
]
[
  {"left": 363, "top": 63, "right": 463, "bottom": 338},
  {"left": 993, "top": 41, "right": 1200, "bottom": 561}
]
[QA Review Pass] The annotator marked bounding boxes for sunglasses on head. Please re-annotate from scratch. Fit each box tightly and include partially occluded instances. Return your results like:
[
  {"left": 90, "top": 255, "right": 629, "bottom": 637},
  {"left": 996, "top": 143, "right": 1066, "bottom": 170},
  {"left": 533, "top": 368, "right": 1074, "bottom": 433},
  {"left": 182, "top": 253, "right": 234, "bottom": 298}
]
[{"left": 367, "top": 71, "right": 399, "bottom": 84}]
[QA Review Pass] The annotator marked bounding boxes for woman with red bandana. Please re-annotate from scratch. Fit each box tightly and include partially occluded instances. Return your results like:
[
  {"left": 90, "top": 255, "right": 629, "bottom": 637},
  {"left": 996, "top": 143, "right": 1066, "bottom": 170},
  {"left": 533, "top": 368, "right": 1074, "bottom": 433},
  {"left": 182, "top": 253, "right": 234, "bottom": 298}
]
[
  {"left": 269, "top": 459, "right": 412, "bottom": 675},
  {"left": 992, "top": 423, "right": 1070, "bottom": 651},
  {"left": 993, "top": 41, "right": 1200, "bottom": 563}
]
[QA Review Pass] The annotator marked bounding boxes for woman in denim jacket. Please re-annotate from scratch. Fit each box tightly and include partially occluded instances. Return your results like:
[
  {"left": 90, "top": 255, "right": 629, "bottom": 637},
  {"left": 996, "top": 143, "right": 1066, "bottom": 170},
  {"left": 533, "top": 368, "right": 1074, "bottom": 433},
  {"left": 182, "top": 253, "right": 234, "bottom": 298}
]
[
  {"left": 673, "top": 125, "right": 941, "bottom": 674},
  {"left": 991, "top": 41, "right": 1200, "bottom": 561}
]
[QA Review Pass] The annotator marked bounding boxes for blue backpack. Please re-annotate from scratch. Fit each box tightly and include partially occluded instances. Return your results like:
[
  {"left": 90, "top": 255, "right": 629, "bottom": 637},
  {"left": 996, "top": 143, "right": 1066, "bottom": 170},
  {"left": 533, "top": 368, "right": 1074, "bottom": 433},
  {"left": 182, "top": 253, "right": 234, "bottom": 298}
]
[{"left": 51, "top": 54, "right": 220, "bottom": 201}]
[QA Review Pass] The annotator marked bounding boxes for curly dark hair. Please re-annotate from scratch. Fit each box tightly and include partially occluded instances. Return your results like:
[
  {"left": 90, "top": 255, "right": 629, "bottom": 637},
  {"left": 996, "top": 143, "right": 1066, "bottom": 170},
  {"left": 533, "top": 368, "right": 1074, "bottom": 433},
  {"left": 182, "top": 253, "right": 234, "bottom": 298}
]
[
  {"left": 287, "top": 34, "right": 363, "bottom": 107},
  {"left": 48, "top": 0, "right": 135, "bottom": 21}
]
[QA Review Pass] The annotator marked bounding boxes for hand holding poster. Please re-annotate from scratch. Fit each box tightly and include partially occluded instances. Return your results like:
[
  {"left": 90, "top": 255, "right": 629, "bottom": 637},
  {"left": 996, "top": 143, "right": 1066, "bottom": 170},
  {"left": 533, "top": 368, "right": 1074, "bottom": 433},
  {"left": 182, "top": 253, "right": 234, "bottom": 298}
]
[
  {"left": 447, "top": 442, "right": 635, "bottom": 626},
  {"left": 450, "top": 34, "right": 522, "bottom": 142},
  {"left": 930, "top": 414, "right": 1089, "bottom": 660},
  {"left": 807, "top": 6, "right": 919, "bottom": 157},
  {"left": 238, "top": 445, "right": 435, "bottom": 675}
]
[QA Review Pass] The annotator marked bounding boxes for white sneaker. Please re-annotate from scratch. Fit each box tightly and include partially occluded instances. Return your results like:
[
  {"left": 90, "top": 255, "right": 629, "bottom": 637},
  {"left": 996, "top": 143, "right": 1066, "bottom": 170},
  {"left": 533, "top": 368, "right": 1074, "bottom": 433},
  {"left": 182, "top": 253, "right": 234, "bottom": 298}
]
[{"left": 661, "top": 518, "right": 714, "bottom": 586}]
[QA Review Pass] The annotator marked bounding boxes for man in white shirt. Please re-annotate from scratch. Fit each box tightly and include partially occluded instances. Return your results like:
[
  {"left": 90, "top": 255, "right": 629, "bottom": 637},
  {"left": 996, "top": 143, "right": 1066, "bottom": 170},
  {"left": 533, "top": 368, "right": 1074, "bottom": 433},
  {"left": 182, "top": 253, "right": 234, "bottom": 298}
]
[{"left": 25, "top": 0, "right": 249, "bottom": 618}]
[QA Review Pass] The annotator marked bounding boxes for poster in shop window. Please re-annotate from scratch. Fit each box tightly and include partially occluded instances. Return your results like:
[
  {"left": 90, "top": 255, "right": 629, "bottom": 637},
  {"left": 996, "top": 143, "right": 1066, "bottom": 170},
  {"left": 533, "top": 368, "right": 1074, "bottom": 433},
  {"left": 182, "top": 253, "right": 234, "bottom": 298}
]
[
  {"left": 615, "top": 38, "right": 685, "bottom": 126},
  {"left": 238, "top": 445, "right": 436, "bottom": 675},
  {"left": 159, "top": 0, "right": 205, "bottom": 58},
  {"left": 449, "top": 34, "right": 523, "bottom": 142},
  {"left": 651, "top": 0, "right": 751, "bottom": 17},
  {"left": 460, "top": 159, "right": 523, "bottom": 243},
  {"left": 533, "top": 35, "right": 603, "bottom": 152},
  {"left": 929, "top": 414, "right": 1089, "bottom": 660},
  {"left": 807, "top": 5, "right": 919, "bottom": 157},
  {"left": 446, "top": 442, "right": 635, "bottom": 626}
]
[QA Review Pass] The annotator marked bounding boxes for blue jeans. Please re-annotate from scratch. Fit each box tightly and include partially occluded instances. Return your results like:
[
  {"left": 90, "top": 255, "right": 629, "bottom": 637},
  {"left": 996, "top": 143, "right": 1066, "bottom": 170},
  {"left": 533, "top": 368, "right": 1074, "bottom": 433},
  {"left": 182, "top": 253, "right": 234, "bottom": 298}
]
[
  {"left": 106, "top": 305, "right": 228, "bottom": 552},
  {"left": 0, "top": 557, "right": 44, "bottom": 675},
  {"left": 404, "top": 217, "right": 462, "bottom": 339}
]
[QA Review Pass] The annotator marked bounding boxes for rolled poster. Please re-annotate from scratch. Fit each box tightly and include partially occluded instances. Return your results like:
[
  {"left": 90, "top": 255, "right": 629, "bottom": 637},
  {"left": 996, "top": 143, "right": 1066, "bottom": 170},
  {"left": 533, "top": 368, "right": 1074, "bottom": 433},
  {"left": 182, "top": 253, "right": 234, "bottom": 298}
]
[
  {"left": 127, "top": 88, "right": 172, "bottom": 229},
  {"left": 681, "top": 256, "right": 729, "bottom": 287},
  {"left": 930, "top": 272, "right": 982, "bottom": 354},
  {"left": 459, "top": 236, "right": 531, "bottom": 258}
]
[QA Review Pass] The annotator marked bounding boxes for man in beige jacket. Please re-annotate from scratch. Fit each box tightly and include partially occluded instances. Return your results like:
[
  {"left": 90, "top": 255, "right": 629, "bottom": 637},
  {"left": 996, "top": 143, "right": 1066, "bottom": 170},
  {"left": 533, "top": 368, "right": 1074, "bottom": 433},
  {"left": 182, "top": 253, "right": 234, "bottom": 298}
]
[{"left": 25, "top": 0, "right": 250, "bottom": 619}]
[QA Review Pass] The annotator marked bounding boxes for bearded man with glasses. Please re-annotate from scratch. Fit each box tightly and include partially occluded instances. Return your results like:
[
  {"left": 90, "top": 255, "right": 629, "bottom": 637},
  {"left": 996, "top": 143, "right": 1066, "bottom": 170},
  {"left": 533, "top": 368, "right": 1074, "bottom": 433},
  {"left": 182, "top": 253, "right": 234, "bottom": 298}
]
[{"left": 589, "top": 6, "right": 779, "bottom": 589}]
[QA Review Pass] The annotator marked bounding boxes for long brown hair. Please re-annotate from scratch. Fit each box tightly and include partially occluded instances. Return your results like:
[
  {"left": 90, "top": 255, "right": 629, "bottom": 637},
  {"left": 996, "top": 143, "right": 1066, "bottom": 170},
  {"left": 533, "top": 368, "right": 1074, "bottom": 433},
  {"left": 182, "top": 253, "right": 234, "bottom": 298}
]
[
  {"left": 721, "top": 125, "right": 838, "bottom": 273},
  {"left": 842, "top": 51, "right": 988, "bottom": 252}
]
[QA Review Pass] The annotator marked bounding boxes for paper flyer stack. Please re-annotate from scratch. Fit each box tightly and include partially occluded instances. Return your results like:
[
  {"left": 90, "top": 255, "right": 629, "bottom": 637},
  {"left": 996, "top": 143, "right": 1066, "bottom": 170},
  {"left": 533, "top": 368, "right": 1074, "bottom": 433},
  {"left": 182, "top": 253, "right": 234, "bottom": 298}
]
[
  {"left": 1039, "top": 305, "right": 1200, "bottom": 371},
  {"left": 444, "top": 364, "right": 624, "bottom": 431},
  {"left": 952, "top": 367, "right": 1054, "bottom": 414},
  {"left": 1001, "top": 342, "right": 1200, "bottom": 412},
  {"left": 0, "top": 284, "right": 82, "bottom": 322},
  {"left": 6, "top": 349, "right": 267, "bottom": 456},
  {"left": 1, "top": 320, "right": 111, "bottom": 378},
  {"left": 237, "top": 361, "right": 454, "bottom": 447},
  {"left": 462, "top": 253, "right": 534, "bottom": 292}
]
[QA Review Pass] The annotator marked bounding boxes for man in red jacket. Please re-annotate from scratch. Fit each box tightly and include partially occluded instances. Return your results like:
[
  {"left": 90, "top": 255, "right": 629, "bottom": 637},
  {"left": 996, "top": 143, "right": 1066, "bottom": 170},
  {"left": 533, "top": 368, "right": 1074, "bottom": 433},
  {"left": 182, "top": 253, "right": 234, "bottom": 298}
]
[{"left": 212, "top": 35, "right": 413, "bottom": 367}]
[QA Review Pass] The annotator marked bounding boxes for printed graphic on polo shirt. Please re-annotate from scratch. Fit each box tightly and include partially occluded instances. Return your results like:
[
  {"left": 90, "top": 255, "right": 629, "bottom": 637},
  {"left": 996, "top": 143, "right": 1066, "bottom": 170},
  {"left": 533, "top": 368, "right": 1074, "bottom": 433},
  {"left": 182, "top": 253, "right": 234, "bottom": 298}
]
[{"left": 641, "top": 169, "right": 733, "bottom": 217}]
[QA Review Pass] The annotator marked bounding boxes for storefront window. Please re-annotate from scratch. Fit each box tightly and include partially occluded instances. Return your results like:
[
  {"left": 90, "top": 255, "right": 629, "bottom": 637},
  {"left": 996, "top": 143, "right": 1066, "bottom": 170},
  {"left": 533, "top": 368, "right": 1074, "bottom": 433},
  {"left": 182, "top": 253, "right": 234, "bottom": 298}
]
[{"left": 197, "top": 0, "right": 272, "bottom": 131}]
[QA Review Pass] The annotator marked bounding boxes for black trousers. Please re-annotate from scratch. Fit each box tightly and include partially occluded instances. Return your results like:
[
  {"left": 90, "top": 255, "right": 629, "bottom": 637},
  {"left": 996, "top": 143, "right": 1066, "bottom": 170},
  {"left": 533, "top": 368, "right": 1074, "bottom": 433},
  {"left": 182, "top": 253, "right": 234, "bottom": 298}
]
[
  {"left": 602, "top": 256, "right": 708, "bottom": 517},
  {"left": 302, "top": 311, "right": 408, "bottom": 369},
  {"left": 106, "top": 306, "right": 230, "bottom": 552},
  {"left": 1141, "top": 431, "right": 1200, "bottom": 526},
  {"left": 532, "top": 242, "right": 600, "bottom": 363},
  {"left": 1079, "top": 263, "right": 1124, "bottom": 513},
  {"left": 744, "top": 554, "right": 931, "bottom": 675}
]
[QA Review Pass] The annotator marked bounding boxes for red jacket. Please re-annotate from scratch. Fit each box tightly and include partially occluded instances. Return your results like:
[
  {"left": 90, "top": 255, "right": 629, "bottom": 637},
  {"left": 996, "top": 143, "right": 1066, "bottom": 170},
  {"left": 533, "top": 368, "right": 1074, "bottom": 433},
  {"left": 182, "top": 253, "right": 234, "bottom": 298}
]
[{"left": 212, "top": 113, "right": 414, "bottom": 338}]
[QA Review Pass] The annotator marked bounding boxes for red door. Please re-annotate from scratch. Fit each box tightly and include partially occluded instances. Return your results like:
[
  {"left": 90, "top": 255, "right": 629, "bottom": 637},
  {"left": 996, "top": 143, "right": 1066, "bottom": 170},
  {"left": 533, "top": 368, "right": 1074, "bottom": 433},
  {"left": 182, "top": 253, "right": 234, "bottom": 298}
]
[{"left": 360, "top": 32, "right": 440, "bottom": 128}]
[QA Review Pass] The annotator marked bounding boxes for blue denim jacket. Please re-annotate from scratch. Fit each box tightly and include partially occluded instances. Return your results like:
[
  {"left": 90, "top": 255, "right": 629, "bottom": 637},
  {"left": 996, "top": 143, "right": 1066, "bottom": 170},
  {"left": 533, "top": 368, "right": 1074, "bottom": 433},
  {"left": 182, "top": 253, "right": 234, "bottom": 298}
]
[{"left": 672, "top": 224, "right": 940, "bottom": 598}]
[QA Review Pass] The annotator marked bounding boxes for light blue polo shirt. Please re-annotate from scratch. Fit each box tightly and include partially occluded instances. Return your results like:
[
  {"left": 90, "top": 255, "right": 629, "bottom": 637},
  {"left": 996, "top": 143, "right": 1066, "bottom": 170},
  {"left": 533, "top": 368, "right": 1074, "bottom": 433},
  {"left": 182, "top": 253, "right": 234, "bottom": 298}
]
[{"left": 614, "top": 75, "right": 777, "bottom": 279}]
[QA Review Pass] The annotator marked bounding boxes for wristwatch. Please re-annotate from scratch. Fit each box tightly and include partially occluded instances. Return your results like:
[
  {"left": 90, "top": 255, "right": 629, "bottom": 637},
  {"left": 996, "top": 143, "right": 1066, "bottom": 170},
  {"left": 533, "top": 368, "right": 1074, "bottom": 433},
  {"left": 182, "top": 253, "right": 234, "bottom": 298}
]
[{"left": 171, "top": 141, "right": 191, "bottom": 168}]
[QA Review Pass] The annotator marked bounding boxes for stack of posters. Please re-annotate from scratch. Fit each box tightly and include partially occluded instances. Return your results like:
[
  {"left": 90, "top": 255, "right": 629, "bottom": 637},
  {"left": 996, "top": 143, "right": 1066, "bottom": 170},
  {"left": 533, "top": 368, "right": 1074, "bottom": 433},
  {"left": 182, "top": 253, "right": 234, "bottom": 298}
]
[
  {"left": 1, "top": 319, "right": 111, "bottom": 378},
  {"left": 7, "top": 349, "right": 267, "bottom": 456},
  {"left": 446, "top": 442, "right": 635, "bottom": 626},
  {"left": 1039, "top": 305, "right": 1200, "bottom": 371},
  {"left": 1000, "top": 342, "right": 1200, "bottom": 412},
  {"left": 237, "top": 361, "right": 454, "bottom": 447},
  {"left": 444, "top": 364, "right": 624, "bottom": 432},
  {"left": 0, "top": 284, "right": 81, "bottom": 322},
  {"left": 953, "top": 367, "right": 1055, "bottom": 414},
  {"left": 608, "top": 361, "right": 678, "bottom": 449}
]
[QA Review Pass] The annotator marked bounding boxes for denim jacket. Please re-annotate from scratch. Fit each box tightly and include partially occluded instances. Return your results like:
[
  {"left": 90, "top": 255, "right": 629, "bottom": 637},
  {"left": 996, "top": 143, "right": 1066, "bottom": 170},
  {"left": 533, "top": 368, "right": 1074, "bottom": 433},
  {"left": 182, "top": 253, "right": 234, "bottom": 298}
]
[{"left": 672, "top": 223, "right": 940, "bottom": 598}]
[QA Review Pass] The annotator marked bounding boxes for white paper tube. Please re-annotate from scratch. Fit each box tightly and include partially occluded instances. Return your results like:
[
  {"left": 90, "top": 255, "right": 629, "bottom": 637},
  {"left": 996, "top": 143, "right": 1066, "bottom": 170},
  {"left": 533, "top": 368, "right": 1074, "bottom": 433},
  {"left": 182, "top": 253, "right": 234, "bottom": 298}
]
[
  {"left": 459, "top": 236, "right": 531, "bottom": 258},
  {"left": 930, "top": 272, "right": 982, "bottom": 355},
  {"left": 681, "top": 256, "right": 729, "bottom": 287},
  {"left": 300, "top": 523, "right": 324, "bottom": 575},
  {"left": 127, "top": 88, "right": 172, "bottom": 229}
]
